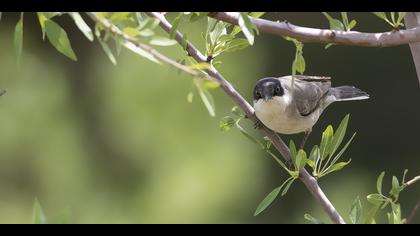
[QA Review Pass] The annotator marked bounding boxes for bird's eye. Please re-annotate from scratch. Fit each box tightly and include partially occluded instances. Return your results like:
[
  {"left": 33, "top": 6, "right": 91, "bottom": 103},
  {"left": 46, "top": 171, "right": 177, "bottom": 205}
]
[
  {"left": 275, "top": 86, "right": 280, "bottom": 93},
  {"left": 255, "top": 91, "right": 261, "bottom": 98}
]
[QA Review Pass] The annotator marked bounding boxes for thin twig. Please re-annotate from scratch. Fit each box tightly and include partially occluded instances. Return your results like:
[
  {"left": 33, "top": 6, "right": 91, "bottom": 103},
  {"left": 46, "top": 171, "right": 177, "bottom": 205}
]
[
  {"left": 209, "top": 12, "right": 420, "bottom": 47},
  {"left": 404, "top": 175, "right": 420, "bottom": 187},
  {"left": 406, "top": 198, "right": 420, "bottom": 224},
  {"left": 86, "top": 12, "right": 214, "bottom": 82},
  {"left": 146, "top": 12, "right": 345, "bottom": 224}
]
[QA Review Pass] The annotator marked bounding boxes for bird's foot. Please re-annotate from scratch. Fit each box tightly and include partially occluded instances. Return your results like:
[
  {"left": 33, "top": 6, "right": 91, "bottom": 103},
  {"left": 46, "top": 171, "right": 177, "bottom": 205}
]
[{"left": 254, "top": 119, "right": 264, "bottom": 129}]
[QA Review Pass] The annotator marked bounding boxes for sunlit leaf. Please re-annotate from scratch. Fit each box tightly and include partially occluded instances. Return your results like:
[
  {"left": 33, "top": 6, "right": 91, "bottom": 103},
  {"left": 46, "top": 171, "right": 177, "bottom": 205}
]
[
  {"left": 238, "top": 12, "right": 255, "bottom": 45},
  {"left": 97, "top": 37, "right": 117, "bottom": 65},
  {"left": 123, "top": 41, "right": 160, "bottom": 64},
  {"left": 14, "top": 14, "right": 23, "bottom": 66},
  {"left": 45, "top": 19, "right": 77, "bottom": 61},
  {"left": 194, "top": 79, "right": 216, "bottom": 117},
  {"left": 149, "top": 36, "right": 177, "bottom": 46},
  {"left": 376, "top": 171, "right": 385, "bottom": 195},
  {"left": 281, "top": 178, "right": 295, "bottom": 196},
  {"left": 220, "top": 116, "right": 235, "bottom": 132},
  {"left": 69, "top": 12, "right": 94, "bottom": 42},
  {"left": 254, "top": 186, "right": 281, "bottom": 216},
  {"left": 330, "top": 114, "right": 349, "bottom": 156},
  {"left": 350, "top": 196, "right": 362, "bottom": 224},
  {"left": 32, "top": 198, "right": 47, "bottom": 224},
  {"left": 304, "top": 213, "right": 324, "bottom": 224},
  {"left": 295, "top": 149, "right": 307, "bottom": 171},
  {"left": 367, "top": 193, "right": 386, "bottom": 206},
  {"left": 324, "top": 159, "right": 351, "bottom": 175}
]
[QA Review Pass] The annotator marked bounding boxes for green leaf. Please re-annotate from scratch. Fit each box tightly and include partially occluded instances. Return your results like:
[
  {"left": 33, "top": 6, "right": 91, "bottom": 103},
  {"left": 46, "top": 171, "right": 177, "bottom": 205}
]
[
  {"left": 138, "top": 29, "right": 155, "bottom": 37},
  {"left": 69, "top": 12, "right": 93, "bottom": 42},
  {"left": 149, "top": 36, "right": 177, "bottom": 46},
  {"left": 330, "top": 114, "right": 349, "bottom": 156},
  {"left": 391, "top": 202, "right": 403, "bottom": 224},
  {"left": 293, "top": 52, "right": 306, "bottom": 74},
  {"left": 304, "top": 213, "right": 323, "bottom": 224},
  {"left": 97, "top": 37, "right": 117, "bottom": 65},
  {"left": 238, "top": 12, "right": 255, "bottom": 45},
  {"left": 389, "top": 176, "right": 401, "bottom": 199},
  {"left": 365, "top": 205, "right": 380, "bottom": 224},
  {"left": 220, "top": 116, "right": 235, "bottom": 132},
  {"left": 348, "top": 20, "right": 357, "bottom": 30},
  {"left": 237, "top": 123, "right": 260, "bottom": 145},
  {"left": 204, "top": 81, "right": 220, "bottom": 89},
  {"left": 309, "top": 145, "right": 319, "bottom": 161},
  {"left": 397, "top": 12, "right": 406, "bottom": 26},
  {"left": 14, "top": 15, "right": 23, "bottom": 66},
  {"left": 187, "top": 91, "right": 193, "bottom": 103},
  {"left": 373, "top": 12, "right": 387, "bottom": 21},
  {"left": 320, "top": 125, "right": 334, "bottom": 160},
  {"left": 367, "top": 193, "right": 386, "bottom": 206},
  {"left": 330, "top": 132, "right": 356, "bottom": 164},
  {"left": 249, "top": 12, "right": 265, "bottom": 18},
  {"left": 189, "top": 12, "right": 208, "bottom": 22},
  {"left": 281, "top": 178, "right": 295, "bottom": 196},
  {"left": 45, "top": 20, "right": 77, "bottom": 61},
  {"left": 195, "top": 79, "right": 216, "bottom": 117},
  {"left": 224, "top": 38, "right": 250, "bottom": 53},
  {"left": 231, "top": 106, "right": 244, "bottom": 117},
  {"left": 376, "top": 171, "right": 385, "bottom": 195},
  {"left": 123, "top": 41, "right": 160, "bottom": 64},
  {"left": 169, "top": 13, "right": 182, "bottom": 39},
  {"left": 350, "top": 196, "right": 362, "bottom": 224},
  {"left": 295, "top": 149, "right": 307, "bottom": 171},
  {"left": 209, "top": 21, "right": 227, "bottom": 45},
  {"left": 325, "top": 43, "right": 334, "bottom": 49},
  {"left": 189, "top": 62, "right": 212, "bottom": 70},
  {"left": 322, "top": 12, "right": 344, "bottom": 30},
  {"left": 324, "top": 159, "right": 351, "bottom": 175},
  {"left": 289, "top": 140, "right": 297, "bottom": 165},
  {"left": 123, "top": 27, "right": 140, "bottom": 37},
  {"left": 32, "top": 198, "right": 47, "bottom": 224},
  {"left": 402, "top": 169, "right": 408, "bottom": 184},
  {"left": 254, "top": 186, "right": 282, "bottom": 216}
]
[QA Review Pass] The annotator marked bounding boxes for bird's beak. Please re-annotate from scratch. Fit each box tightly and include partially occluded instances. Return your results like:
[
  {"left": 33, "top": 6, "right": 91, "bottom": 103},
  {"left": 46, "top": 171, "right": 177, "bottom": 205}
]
[{"left": 263, "top": 95, "right": 271, "bottom": 102}]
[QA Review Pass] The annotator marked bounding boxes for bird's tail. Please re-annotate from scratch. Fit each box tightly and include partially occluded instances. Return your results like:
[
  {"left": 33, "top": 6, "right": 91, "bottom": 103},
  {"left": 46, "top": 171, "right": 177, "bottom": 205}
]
[{"left": 330, "top": 86, "right": 370, "bottom": 101}]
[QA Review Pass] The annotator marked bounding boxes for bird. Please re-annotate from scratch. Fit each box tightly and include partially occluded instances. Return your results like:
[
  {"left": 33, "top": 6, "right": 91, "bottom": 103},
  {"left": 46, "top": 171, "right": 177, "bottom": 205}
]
[{"left": 253, "top": 75, "right": 369, "bottom": 149}]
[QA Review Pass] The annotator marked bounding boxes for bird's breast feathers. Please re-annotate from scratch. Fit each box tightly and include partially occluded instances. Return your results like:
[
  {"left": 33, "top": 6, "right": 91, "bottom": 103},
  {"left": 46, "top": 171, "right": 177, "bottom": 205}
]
[{"left": 254, "top": 94, "right": 320, "bottom": 134}]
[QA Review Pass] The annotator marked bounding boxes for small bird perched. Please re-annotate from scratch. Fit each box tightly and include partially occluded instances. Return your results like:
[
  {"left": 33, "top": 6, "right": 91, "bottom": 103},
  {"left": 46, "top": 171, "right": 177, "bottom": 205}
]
[{"left": 253, "top": 75, "right": 369, "bottom": 148}]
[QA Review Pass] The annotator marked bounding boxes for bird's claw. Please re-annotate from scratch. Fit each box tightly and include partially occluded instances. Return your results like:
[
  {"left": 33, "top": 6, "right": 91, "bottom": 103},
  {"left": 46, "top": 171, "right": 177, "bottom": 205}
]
[{"left": 254, "top": 119, "right": 264, "bottom": 129}]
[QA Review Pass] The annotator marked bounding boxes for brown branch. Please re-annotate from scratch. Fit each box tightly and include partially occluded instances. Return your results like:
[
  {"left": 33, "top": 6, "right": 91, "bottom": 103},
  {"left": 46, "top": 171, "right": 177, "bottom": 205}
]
[
  {"left": 209, "top": 12, "right": 420, "bottom": 47},
  {"left": 86, "top": 12, "right": 214, "bottom": 82},
  {"left": 404, "top": 175, "right": 420, "bottom": 187},
  {"left": 406, "top": 198, "right": 420, "bottom": 224},
  {"left": 146, "top": 12, "right": 345, "bottom": 224},
  {"left": 405, "top": 13, "right": 420, "bottom": 86}
]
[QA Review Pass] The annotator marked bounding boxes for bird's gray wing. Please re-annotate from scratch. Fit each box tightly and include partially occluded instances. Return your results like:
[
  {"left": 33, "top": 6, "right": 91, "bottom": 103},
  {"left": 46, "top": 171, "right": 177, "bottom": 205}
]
[{"left": 280, "top": 76, "right": 331, "bottom": 116}]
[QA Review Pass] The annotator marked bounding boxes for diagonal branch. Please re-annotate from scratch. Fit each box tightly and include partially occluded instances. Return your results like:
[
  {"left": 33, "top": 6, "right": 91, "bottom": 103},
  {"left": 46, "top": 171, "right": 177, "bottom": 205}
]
[
  {"left": 146, "top": 12, "right": 345, "bottom": 224},
  {"left": 208, "top": 12, "right": 420, "bottom": 47},
  {"left": 87, "top": 12, "right": 214, "bottom": 82}
]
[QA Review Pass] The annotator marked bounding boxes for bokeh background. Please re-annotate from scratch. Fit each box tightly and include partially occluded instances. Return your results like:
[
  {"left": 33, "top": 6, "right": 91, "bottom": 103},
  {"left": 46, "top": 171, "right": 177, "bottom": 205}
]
[{"left": 0, "top": 12, "right": 418, "bottom": 224}]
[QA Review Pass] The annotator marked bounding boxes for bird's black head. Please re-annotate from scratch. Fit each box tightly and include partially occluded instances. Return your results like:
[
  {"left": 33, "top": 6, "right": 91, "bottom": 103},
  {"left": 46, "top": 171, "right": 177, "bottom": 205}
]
[{"left": 253, "top": 77, "right": 284, "bottom": 101}]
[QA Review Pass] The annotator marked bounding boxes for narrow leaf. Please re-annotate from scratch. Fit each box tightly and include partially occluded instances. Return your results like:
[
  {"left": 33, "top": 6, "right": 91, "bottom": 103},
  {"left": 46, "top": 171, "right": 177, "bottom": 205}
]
[
  {"left": 376, "top": 171, "right": 385, "bottom": 195},
  {"left": 295, "top": 149, "right": 307, "bottom": 171},
  {"left": 123, "top": 41, "right": 160, "bottom": 64},
  {"left": 149, "top": 36, "right": 177, "bottom": 46},
  {"left": 330, "top": 114, "right": 349, "bottom": 156},
  {"left": 98, "top": 37, "right": 117, "bottom": 65},
  {"left": 304, "top": 213, "right": 323, "bottom": 224},
  {"left": 281, "top": 177, "right": 295, "bottom": 196},
  {"left": 195, "top": 80, "right": 215, "bottom": 117},
  {"left": 45, "top": 20, "right": 77, "bottom": 61},
  {"left": 32, "top": 198, "right": 47, "bottom": 224},
  {"left": 69, "top": 12, "right": 94, "bottom": 42},
  {"left": 220, "top": 116, "right": 235, "bottom": 132},
  {"left": 367, "top": 193, "right": 386, "bottom": 206},
  {"left": 254, "top": 186, "right": 282, "bottom": 216},
  {"left": 169, "top": 13, "right": 182, "bottom": 39},
  {"left": 238, "top": 13, "right": 255, "bottom": 45},
  {"left": 14, "top": 15, "right": 23, "bottom": 66},
  {"left": 350, "top": 196, "right": 362, "bottom": 224}
]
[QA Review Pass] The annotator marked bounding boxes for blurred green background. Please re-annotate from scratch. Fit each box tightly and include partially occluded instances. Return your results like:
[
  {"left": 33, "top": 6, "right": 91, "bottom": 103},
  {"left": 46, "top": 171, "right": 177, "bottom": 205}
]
[{"left": 0, "top": 12, "right": 418, "bottom": 224}]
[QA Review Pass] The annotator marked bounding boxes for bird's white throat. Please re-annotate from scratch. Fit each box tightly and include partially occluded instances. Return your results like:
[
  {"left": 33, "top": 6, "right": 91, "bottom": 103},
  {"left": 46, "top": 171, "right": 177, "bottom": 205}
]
[{"left": 253, "top": 94, "right": 317, "bottom": 134}]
